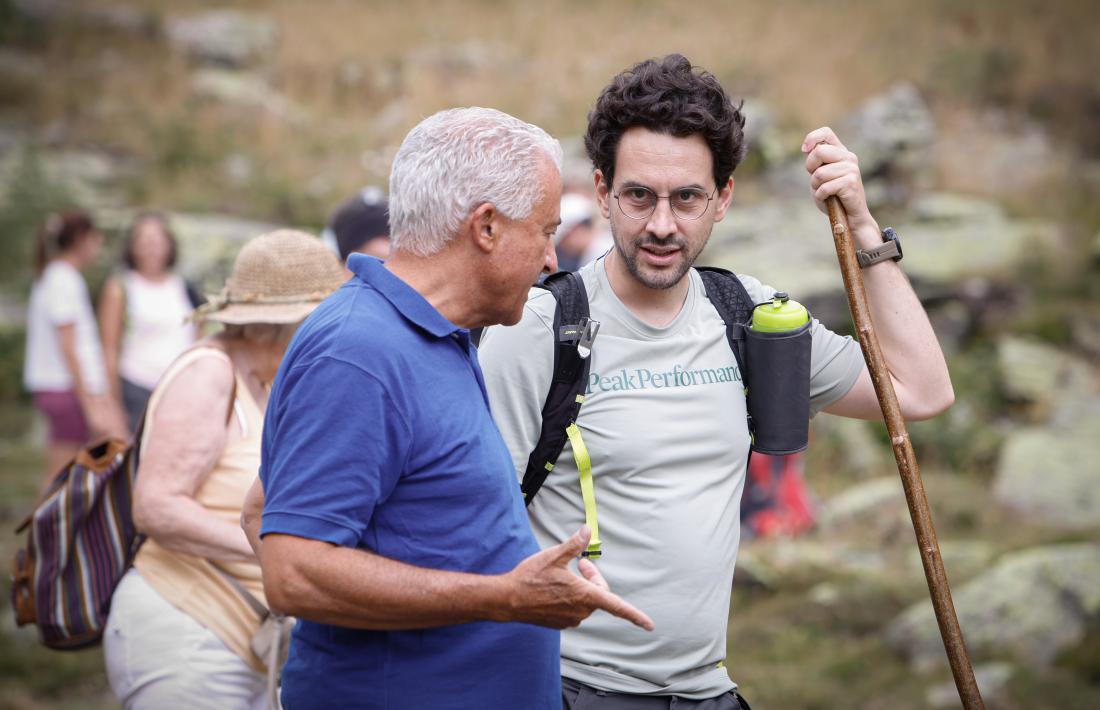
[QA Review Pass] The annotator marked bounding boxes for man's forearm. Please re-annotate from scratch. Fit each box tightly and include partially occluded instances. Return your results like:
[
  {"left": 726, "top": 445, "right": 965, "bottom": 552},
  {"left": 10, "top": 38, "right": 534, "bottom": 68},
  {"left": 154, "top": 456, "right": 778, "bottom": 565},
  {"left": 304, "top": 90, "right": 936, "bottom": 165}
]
[
  {"left": 852, "top": 222, "right": 954, "bottom": 415},
  {"left": 260, "top": 534, "right": 510, "bottom": 628},
  {"left": 258, "top": 527, "right": 654, "bottom": 632}
]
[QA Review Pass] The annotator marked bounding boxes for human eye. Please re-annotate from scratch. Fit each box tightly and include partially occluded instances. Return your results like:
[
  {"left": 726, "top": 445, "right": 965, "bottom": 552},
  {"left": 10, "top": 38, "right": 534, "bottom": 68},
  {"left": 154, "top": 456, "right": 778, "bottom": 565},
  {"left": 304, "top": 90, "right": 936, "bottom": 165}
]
[
  {"left": 622, "top": 186, "right": 653, "bottom": 205},
  {"left": 674, "top": 188, "right": 705, "bottom": 205}
]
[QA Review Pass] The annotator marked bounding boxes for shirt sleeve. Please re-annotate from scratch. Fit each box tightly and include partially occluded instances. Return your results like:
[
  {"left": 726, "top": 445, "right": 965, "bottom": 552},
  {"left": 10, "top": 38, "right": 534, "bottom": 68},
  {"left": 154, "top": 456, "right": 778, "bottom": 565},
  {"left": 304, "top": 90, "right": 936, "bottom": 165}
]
[
  {"left": 477, "top": 291, "right": 557, "bottom": 481},
  {"left": 735, "top": 272, "right": 863, "bottom": 416},
  {"left": 807, "top": 318, "right": 864, "bottom": 415},
  {"left": 42, "top": 267, "right": 83, "bottom": 326},
  {"left": 259, "top": 356, "right": 412, "bottom": 548}
]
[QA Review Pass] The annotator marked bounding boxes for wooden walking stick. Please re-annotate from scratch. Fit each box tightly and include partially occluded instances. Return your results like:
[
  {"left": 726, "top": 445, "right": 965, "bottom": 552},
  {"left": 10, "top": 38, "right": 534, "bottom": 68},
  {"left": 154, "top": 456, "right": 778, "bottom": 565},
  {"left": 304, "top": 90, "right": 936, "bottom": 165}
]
[{"left": 825, "top": 195, "right": 985, "bottom": 709}]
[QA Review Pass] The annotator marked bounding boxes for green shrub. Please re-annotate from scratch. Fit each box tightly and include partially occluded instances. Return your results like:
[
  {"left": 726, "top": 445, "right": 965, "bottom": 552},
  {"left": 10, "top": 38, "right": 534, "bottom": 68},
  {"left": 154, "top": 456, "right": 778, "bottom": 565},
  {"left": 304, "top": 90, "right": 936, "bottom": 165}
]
[
  {"left": 0, "top": 327, "right": 27, "bottom": 405},
  {"left": 0, "top": 150, "right": 78, "bottom": 296}
]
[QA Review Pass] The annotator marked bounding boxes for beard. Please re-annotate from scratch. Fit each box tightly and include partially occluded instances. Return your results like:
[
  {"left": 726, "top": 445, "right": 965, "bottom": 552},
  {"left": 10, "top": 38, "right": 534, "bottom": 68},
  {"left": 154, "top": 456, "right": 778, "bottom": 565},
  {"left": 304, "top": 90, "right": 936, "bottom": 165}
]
[{"left": 611, "top": 227, "right": 708, "bottom": 291}]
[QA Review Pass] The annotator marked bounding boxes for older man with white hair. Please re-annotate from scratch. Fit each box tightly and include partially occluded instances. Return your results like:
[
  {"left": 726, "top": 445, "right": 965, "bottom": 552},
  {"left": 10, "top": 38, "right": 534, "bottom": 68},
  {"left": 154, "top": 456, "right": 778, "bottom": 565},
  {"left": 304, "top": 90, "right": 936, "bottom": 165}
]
[{"left": 251, "top": 107, "right": 652, "bottom": 710}]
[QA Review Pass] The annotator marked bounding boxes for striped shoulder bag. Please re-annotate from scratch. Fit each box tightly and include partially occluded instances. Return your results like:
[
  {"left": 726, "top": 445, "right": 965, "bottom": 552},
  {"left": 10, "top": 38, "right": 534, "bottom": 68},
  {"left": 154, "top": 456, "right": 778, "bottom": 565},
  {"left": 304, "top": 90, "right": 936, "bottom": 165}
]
[{"left": 10, "top": 436, "right": 143, "bottom": 649}]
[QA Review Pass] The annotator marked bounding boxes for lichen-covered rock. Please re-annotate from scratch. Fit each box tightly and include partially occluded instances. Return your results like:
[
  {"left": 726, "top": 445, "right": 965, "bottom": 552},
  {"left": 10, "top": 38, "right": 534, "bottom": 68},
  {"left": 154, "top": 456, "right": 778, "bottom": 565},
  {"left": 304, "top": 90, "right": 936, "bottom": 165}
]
[
  {"left": 737, "top": 539, "right": 891, "bottom": 589},
  {"left": 702, "top": 193, "right": 1051, "bottom": 301},
  {"left": 886, "top": 543, "right": 1100, "bottom": 670},
  {"left": 811, "top": 416, "right": 894, "bottom": 479},
  {"left": 841, "top": 83, "right": 937, "bottom": 206},
  {"left": 191, "top": 69, "right": 299, "bottom": 121},
  {"left": 905, "top": 540, "right": 996, "bottom": 581},
  {"left": 0, "top": 147, "right": 137, "bottom": 208},
  {"left": 166, "top": 10, "right": 277, "bottom": 68},
  {"left": 995, "top": 336, "right": 1067, "bottom": 405},
  {"left": 926, "top": 662, "right": 1014, "bottom": 708},
  {"left": 820, "top": 476, "right": 905, "bottom": 529},
  {"left": 993, "top": 421, "right": 1100, "bottom": 530}
]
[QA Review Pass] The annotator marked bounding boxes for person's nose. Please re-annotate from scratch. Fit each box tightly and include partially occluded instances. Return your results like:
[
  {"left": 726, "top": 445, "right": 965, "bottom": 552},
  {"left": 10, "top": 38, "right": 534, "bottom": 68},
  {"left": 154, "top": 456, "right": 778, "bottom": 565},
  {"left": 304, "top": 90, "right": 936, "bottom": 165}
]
[
  {"left": 542, "top": 238, "right": 559, "bottom": 275},
  {"left": 644, "top": 198, "right": 678, "bottom": 240}
]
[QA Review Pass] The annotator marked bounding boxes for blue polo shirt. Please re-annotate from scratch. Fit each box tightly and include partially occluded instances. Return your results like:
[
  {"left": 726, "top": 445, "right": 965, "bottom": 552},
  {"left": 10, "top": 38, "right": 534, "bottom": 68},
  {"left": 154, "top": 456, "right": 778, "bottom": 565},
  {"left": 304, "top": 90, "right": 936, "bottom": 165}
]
[{"left": 259, "top": 254, "right": 559, "bottom": 710}]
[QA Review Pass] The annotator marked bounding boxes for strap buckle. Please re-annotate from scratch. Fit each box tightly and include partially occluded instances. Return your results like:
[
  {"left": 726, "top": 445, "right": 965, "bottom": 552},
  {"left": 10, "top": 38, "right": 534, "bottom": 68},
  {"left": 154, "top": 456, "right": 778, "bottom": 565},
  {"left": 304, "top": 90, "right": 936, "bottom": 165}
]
[
  {"left": 558, "top": 318, "right": 601, "bottom": 359},
  {"left": 576, "top": 318, "right": 600, "bottom": 359}
]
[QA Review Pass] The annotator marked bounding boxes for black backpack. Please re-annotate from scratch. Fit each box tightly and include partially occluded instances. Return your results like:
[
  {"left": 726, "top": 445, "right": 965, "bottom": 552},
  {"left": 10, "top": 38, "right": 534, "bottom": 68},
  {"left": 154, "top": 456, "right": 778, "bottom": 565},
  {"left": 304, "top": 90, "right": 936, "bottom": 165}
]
[{"left": 513, "top": 266, "right": 756, "bottom": 508}]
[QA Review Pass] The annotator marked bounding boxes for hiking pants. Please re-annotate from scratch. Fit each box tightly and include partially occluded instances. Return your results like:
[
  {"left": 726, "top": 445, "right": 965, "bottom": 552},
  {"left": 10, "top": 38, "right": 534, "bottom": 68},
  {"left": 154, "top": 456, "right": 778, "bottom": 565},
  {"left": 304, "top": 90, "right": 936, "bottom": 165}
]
[
  {"left": 563, "top": 677, "right": 752, "bottom": 710},
  {"left": 104, "top": 569, "right": 267, "bottom": 710}
]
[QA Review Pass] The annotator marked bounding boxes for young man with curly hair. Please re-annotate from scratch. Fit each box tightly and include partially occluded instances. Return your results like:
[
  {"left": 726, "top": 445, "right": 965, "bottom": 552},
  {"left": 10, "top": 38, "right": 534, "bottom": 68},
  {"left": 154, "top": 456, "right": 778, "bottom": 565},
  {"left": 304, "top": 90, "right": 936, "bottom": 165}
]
[{"left": 478, "top": 55, "right": 954, "bottom": 709}]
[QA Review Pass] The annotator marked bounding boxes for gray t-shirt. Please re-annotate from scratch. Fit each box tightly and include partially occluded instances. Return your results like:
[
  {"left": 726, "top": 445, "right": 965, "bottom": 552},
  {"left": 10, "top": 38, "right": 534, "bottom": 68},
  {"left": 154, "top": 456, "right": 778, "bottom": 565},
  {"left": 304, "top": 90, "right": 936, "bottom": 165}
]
[{"left": 478, "top": 257, "right": 863, "bottom": 698}]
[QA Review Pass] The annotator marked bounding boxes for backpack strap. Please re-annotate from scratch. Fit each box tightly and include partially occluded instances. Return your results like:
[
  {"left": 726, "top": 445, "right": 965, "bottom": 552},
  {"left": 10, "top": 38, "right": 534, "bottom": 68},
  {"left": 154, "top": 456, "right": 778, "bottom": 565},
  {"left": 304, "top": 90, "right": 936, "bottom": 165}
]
[
  {"left": 520, "top": 273, "right": 597, "bottom": 478},
  {"left": 696, "top": 266, "right": 759, "bottom": 455},
  {"left": 696, "top": 266, "right": 754, "bottom": 378},
  {"left": 521, "top": 270, "right": 602, "bottom": 556}
]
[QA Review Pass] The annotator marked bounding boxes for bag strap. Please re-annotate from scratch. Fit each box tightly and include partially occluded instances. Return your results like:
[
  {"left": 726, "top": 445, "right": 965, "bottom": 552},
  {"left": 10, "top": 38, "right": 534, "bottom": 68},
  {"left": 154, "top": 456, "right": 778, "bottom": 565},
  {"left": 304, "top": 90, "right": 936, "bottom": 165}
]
[
  {"left": 697, "top": 266, "right": 761, "bottom": 459},
  {"left": 696, "top": 266, "right": 754, "bottom": 379},
  {"left": 520, "top": 271, "right": 598, "bottom": 507},
  {"left": 211, "top": 562, "right": 288, "bottom": 710},
  {"left": 211, "top": 563, "right": 269, "bottom": 620}
]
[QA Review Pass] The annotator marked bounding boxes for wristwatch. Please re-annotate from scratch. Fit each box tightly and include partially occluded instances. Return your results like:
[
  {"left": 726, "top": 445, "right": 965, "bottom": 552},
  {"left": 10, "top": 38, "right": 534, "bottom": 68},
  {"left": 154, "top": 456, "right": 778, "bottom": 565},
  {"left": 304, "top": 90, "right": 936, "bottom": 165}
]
[{"left": 856, "top": 227, "right": 903, "bottom": 268}]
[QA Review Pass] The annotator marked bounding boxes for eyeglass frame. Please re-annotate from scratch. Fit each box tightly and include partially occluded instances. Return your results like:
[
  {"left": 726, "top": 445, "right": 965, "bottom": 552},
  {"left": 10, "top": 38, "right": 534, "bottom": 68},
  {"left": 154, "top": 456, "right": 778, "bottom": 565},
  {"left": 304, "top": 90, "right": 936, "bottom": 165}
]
[{"left": 611, "top": 183, "right": 720, "bottom": 221}]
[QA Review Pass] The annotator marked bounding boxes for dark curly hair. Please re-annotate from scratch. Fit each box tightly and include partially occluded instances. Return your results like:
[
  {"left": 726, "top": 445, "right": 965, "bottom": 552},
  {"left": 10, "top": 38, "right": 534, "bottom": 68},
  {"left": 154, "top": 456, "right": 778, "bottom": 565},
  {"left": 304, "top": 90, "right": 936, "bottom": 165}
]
[{"left": 584, "top": 54, "right": 746, "bottom": 189}]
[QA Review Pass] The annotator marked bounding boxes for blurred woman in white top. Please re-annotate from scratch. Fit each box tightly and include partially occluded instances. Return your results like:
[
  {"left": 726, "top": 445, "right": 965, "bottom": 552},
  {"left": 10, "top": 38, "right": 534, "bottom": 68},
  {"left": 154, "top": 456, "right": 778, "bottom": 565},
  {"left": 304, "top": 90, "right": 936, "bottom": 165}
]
[
  {"left": 98, "top": 212, "right": 198, "bottom": 432},
  {"left": 24, "top": 210, "right": 127, "bottom": 488}
]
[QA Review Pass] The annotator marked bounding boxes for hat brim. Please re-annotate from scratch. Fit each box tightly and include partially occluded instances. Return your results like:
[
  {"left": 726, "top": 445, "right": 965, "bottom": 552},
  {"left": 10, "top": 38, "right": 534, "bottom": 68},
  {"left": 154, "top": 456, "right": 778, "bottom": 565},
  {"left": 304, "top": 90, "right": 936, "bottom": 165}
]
[{"left": 197, "top": 301, "right": 323, "bottom": 325}]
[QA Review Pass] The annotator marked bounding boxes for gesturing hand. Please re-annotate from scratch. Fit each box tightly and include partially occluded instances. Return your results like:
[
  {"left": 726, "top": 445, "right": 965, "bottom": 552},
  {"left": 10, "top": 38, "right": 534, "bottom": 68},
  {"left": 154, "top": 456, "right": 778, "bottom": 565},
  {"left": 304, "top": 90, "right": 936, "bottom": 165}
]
[{"left": 500, "top": 526, "right": 654, "bottom": 631}]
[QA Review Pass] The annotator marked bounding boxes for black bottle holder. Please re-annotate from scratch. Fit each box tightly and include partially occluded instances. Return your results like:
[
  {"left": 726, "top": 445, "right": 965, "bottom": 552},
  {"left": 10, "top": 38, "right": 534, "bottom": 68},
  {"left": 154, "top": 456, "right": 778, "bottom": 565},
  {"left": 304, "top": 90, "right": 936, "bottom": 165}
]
[{"left": 744, "top": 319, "right": 812, "bottom": 455}]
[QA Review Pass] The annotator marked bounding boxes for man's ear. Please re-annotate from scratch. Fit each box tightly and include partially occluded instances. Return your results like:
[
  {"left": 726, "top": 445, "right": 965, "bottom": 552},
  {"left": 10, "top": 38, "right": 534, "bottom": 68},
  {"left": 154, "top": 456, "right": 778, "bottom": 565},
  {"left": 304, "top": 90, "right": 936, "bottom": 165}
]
[
  {"left": 594, "top": 170, "right": 611, "bottom": 220},
  {"left": 713, "top": 177, "right": 734, "bottom": 223},
  {"left": 466, "top": 202, "right": 498, "bottom": 254}
]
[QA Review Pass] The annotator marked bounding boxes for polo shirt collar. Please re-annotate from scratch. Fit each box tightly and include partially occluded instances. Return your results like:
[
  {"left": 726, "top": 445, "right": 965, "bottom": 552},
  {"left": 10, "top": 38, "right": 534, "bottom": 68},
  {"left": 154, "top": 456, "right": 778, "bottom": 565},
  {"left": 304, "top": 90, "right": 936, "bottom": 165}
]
[{"left": 348, "top": 253, "right": 460, "bottom": 339}]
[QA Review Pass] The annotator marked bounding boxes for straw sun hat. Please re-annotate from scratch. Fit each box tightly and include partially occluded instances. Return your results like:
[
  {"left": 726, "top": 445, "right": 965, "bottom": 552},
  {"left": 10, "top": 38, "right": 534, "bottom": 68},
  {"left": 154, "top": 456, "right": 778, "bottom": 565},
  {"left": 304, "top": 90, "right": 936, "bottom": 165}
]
[{"left": 194, "top": 229, "right": 346, "bottom": 325}]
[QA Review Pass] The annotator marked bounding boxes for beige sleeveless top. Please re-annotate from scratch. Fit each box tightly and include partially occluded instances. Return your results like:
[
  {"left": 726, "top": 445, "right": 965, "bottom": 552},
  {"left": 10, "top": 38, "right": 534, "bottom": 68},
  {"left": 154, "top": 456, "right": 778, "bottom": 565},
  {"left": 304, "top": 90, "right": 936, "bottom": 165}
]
[{"left": 133, "top": 346, "right": 268, "bottom": 672}]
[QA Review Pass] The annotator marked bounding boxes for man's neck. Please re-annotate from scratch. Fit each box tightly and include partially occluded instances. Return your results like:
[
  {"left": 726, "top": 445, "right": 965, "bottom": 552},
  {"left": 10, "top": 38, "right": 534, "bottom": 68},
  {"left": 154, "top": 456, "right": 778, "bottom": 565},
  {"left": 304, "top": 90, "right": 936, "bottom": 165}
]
[
  {"left": 385, "top": 249, "right": 481, "bottom": 329},
  {"left": 603, "top": 250, "right": 690, "bottom": 328}
]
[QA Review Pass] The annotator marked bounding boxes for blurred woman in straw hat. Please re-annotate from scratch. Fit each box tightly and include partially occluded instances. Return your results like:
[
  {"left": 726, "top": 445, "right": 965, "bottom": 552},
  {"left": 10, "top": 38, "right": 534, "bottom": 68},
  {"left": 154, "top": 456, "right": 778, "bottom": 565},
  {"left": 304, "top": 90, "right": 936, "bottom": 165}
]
[{"left": 103, "top": 229, "right": 345, "bottom": 709}]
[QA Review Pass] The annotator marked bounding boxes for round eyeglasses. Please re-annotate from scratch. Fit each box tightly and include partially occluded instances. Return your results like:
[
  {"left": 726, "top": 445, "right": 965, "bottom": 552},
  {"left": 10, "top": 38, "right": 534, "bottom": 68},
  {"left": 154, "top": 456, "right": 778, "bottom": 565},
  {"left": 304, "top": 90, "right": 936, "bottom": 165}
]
[{"left": 612, "top": 185, "right": 718, "bottom": 221}]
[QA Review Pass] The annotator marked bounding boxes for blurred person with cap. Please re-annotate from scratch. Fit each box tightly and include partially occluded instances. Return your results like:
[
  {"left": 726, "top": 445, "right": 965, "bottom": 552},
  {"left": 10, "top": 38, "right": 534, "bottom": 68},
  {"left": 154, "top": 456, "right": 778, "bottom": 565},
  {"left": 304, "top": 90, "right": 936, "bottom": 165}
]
[
  {"left": 243, "top": 106, "right": 652, "bottom": 710},
  {"left": 554, "top": 192, "right": 614, "bottom": 272},
  {"left": 321, "top": 186, "right": 391, "bottom": 273},
  {"left": 103, "top": 230, "right": 345, "bottom": 710}
]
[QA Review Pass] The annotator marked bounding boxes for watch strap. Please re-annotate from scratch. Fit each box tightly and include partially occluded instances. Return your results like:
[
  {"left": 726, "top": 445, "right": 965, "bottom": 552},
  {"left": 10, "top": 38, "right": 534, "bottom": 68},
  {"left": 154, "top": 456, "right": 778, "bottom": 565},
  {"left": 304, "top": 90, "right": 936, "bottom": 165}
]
[{"left": 856, "top": 228, "right": 902, "bottom": 268}]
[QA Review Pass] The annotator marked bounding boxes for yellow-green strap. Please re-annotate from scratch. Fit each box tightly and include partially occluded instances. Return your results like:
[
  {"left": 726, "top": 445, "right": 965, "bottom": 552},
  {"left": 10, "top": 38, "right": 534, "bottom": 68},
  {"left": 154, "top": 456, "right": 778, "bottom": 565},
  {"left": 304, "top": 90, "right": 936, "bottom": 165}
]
[{"left": 566, "top": 422, "right": 601, "bottom": 558}]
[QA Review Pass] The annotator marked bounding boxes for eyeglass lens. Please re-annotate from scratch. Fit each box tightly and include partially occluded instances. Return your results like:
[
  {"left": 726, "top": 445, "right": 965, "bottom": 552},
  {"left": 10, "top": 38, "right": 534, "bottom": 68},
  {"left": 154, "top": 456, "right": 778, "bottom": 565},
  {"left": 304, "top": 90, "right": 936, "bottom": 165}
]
[{"left": 616, "top": 186, "right": 713, "bottom": 220}]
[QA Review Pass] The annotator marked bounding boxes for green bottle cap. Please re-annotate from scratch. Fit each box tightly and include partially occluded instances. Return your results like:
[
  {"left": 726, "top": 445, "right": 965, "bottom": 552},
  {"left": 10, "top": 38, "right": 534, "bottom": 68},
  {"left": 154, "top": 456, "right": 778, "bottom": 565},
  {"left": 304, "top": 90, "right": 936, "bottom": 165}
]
[{"left": 751, "top": 292, "right": 809, "bottom": 332}]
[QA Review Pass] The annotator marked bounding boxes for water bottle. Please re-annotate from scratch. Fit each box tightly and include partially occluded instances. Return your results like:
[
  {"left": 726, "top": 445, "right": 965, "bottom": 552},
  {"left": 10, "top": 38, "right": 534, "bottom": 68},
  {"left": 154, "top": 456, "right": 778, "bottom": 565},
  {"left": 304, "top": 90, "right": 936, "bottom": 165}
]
[{"left": 744, "top": 292, "right": 812, "bottom": 454}]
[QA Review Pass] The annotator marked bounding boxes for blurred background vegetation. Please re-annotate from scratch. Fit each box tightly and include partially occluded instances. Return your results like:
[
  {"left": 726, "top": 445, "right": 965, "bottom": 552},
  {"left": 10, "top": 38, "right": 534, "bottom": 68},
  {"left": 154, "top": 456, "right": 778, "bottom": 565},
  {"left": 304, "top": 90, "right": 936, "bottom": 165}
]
[{"left": 1, "top": 0, "right": 1098, "bottom": 708}]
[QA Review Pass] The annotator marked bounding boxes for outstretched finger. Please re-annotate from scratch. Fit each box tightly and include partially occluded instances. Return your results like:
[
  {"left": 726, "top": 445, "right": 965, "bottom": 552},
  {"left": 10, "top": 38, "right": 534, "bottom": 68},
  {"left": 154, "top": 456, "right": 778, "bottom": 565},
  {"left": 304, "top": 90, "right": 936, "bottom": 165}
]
[
  {"left": 578, "top": 558, "right": 610, "bottom": 591},
  {"left": 590, "top": 587, "right": 655, "bottom": 631},
  {"left": 547, "top": 525, "right": 592, "bottom": 565}
]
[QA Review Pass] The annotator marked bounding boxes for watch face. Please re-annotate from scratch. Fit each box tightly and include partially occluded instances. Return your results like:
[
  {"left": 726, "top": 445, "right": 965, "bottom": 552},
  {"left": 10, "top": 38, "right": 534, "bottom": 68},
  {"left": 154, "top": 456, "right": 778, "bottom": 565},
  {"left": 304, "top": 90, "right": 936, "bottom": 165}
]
[{"left": 886, "top": 228, "right": 902, "bottom": 260}]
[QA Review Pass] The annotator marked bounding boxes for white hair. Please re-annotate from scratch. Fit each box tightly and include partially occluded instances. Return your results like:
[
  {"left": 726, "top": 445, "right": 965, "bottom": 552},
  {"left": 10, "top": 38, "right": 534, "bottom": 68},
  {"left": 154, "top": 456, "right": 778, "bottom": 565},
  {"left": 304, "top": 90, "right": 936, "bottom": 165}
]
[{"left": 388, "top": 107, "right": 563, "bottom": 256}]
